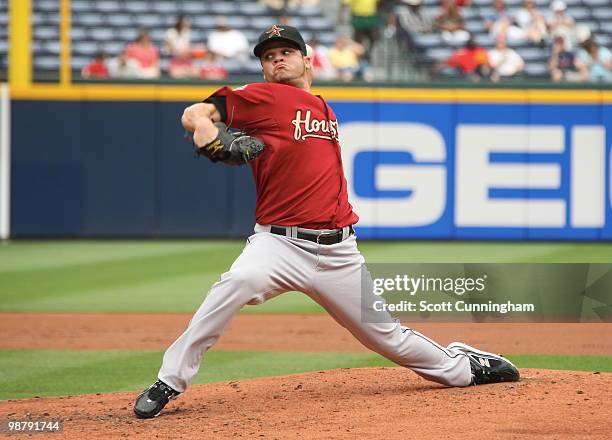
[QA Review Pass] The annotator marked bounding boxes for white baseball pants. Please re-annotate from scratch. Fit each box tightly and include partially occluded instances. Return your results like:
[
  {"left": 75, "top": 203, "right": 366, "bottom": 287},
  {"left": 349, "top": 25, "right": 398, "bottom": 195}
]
[{"left": 158, "top": 226, "right": 472, "bottom": 392}]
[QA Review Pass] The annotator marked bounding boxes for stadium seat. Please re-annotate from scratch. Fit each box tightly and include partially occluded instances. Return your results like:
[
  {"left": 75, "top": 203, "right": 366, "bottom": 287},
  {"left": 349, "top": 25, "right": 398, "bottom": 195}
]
[
  {"left": 71, "top": 1, "right": 93, "bottom": 13},
  {"left": 43, "top": 41, "right": 61, "bottom": 56},
  {"left": 124, "top": 1, "right": 149, "bottom": 14},
  {"left": 33, "top": 26, "right": 59, "bottom": 40},
  {"left": 152, "top": 1, "right": 178, "bottom": 15},
  {"left": 34, "top": 56, "right": 60, "bottom": 70},
  {"left": 36, "top": 0, "right": 59, "bottom": 12},
  {"left": 118, "top": 28, "right": 139, "bottom": 42},
  {"left": 583, "top": 0, "right": 611, "bottom": 5},
  {"left": 73, "top": 13, "right": 105, "bottom": 27},
  {"left": 89, "top": 28, "right": 116, "bottom": 42},
  {"left": 413, "top": 34, "right": 443, "bottom": 47},
  {"left": 239, "top": 2, "right": 267, "bottom": 16},
  {"left": 106, "top": 13, "right": 133, "bottom": 28},
  {"left": 569, "top": 8, "right": 592, "bottom": 21},
  {"left": 73, "top": 41, "right": 100, "bottom": 56},
  {"left": 70, "top": 27, "right": 87, "bottom": 41},
  {"left": 180, "top": 1, "right": 209, "bottom": 14},
  {"left": 95, "top": 1, "right": 121, "bottom": 14},
  {"left": 523, "top": 63, "right": 548, "bottom": 77},
  {"left": 102, "top": 41, "right": 124, "bottom": 55},
  {"left": 210, "top": 3, "right": 237, "bottom": 15},
  {"left": 592, "top": 9, "right": 612, "bottom": 21}
]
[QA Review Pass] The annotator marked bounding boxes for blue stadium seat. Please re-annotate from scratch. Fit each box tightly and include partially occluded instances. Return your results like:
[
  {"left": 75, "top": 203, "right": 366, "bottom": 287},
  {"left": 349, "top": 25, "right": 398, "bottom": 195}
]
[
  {"left": 305, "top": 16, "right": 333, "bottom": 31},
  {"left": 34, "top": 56, "right": 60, "bottom": 70},
  {"left": 106, "top": 13, "right": 133, "bottom": 28},
  {"left": 599, "top": 22, "right": 612, "bottom": 34},
  {"left": 523, "top": 63, "right": 548, "bottom": 77},
  {"left": 569, "top": 7, "right": 592, "bottom": 21},
  {"left": 43, "top": 41, "right": 61, "bottom": 56},
  {"left": 73, "top": 41, "right": 100, "bottom": 56},
  {"left": 102, "top": 41, "right": 124, "bottom": 55},
  {"left": 124, "top": 1, "right": 149, "bottom": 14},
  {"left": 33, "top": 26, "right": 59, "bottom": 40},
  {"left": 73, "top": 13, "right": 105, "bottom": 27},
  {"left": 95, "top": 1, "right": 121, "bottom": 14},
  {"left": 89, "top": 28, "right": 115, "bottom": 42},
  {"left": 224, "top": 16, "right": 249, "bottom": 29},
  {"left": 31, "top": 12, "right": 46, "bottom": 26},
  {"left": 72, "top": 1, "right": 93, "bottom": 14},
  {"left": 36, "top": 0, "right": 59, "bottom": 12},
  {"left": 474, "top": 34, "right": 494, "bottom": 47},
  {"left": 72, "top": 56, "right": 90, "bottom": 69},
  {"left": 180, "top": 1, "right": 209, "bottom": 15},
  {"left": 583, "top": 0, "right": 611, "bottom": 6},
  {"left": 413, "top": 34, "right": 443, "bottom": 47},
  {"left": 70, "top": 27, "right": 88, "bottom": 40},
  {"left": 592, "top": 9, "right": 612, "bottom": 21},
  {"left": 517, "top": 47, "right": 547, "bottom": 62},
  {"left": 118, "top": 28, "right": 139, "bottom": 42},
  {"left": 239, "top": 2, "right": 267, "bottom": 15},
  {"left": 152, "top": 1, "right": 178, "bottom": 15},
  {"left": 193, "top": 16, "right": 218, "bottom": 30},
  {"left": 210, "top": 2, "right": 237, "bottom": 15},
  {"left": 427, "top": 47, "right": 453, "bottom": 60},
  {"left": 134, "top": 14, "right": 164, "bottom": 28}
]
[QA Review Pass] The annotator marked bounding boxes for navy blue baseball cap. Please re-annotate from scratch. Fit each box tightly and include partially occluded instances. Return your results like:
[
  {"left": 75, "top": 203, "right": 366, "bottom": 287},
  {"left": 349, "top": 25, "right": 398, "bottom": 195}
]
[{"left": 253, "top": 24, "right": 307, "bottom": 58}]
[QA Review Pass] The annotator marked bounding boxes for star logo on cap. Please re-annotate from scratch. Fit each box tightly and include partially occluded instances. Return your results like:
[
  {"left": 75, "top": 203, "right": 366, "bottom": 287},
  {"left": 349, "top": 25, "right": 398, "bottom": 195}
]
[{"left": 265, "top": 25, "right": 284, "bottom": 38}]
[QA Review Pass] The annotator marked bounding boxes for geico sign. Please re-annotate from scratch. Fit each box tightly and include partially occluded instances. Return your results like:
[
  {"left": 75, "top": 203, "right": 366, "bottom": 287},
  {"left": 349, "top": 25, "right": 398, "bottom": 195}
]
[{"left": 341, "top": 123, "right": 606, "bottom": 229}]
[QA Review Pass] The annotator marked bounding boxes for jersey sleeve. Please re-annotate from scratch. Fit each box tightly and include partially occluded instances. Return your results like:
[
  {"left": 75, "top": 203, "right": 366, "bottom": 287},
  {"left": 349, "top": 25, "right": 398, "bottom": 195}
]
[{"left": 205, "top": 83, "right": 276, "bottom": 131}]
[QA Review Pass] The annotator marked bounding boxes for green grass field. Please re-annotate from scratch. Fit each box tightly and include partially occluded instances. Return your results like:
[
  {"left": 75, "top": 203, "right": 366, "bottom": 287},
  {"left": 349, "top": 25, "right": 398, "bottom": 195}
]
[{"left": 1, "top": 240, "right": 611, "bottom": 400}]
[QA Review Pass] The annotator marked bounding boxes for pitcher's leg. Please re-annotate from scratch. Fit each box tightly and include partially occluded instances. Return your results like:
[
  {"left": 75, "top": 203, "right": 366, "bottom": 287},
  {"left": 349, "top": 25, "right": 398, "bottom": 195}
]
[
  {"left": 158, "top": 234, "right": 298, "bottom": 392},
  {"left": 312, "top": 240, "right": 472, "bottom": 387}
]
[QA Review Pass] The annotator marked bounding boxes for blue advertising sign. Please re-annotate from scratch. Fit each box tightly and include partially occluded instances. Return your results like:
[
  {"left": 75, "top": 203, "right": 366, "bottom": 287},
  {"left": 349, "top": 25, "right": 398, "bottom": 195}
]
[{"left": 334, "top": 101, "right": 611, "bottom": 240}]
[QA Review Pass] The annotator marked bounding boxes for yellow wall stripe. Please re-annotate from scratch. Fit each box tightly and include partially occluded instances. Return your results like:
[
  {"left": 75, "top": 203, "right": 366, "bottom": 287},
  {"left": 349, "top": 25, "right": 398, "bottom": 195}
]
[
  {"left": 9, "top": 84, "right": 612, "bottom": 104},
  {"left": 9, "top": 0, "right": 32, "bottom": 88}
]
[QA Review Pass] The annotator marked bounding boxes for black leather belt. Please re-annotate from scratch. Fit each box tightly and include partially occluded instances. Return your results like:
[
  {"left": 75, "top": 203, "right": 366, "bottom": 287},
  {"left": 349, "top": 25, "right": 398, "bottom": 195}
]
[{"left": 269, "top": 225, "right": 354, "bottom": 245}]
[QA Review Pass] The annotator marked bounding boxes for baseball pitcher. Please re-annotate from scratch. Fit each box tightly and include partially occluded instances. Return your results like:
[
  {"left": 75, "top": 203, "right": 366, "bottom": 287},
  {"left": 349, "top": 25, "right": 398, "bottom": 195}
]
[{"left": 134, "top": 25, "right": 519, "bottom": 419}]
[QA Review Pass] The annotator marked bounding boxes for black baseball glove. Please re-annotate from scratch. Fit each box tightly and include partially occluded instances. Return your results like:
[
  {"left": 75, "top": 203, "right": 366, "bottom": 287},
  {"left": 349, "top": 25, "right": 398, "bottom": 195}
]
[{"left": 190, "top": 122, "right": 265, "bottom": 166}]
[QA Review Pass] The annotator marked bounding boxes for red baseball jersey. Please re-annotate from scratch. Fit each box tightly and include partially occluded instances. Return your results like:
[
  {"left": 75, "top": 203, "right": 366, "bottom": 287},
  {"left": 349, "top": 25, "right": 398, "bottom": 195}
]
[{"left": 207, "top": 82, "right": 359, "bottom": 229}]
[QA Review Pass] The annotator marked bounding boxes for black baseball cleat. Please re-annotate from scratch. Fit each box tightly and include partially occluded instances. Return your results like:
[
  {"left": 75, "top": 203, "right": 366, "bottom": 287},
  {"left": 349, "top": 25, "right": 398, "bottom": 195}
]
[
  {"left": 448, "top": 342, "right": 520, "bottom": 385},
  {"left": 133, "top": 380, "right": 181, "bottom": 419}
]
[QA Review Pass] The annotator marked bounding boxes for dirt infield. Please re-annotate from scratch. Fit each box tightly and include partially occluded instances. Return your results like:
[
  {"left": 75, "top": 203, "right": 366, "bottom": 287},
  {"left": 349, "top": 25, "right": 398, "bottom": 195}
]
[
  {"left": 2, "top": 313, "right": 611, "bottom": 438},
  {"left": 1, "top": 312, "right": 611, "bottom": 355},
  {"left": 2, "top": 368, "right": 611, "bottom": 439}
]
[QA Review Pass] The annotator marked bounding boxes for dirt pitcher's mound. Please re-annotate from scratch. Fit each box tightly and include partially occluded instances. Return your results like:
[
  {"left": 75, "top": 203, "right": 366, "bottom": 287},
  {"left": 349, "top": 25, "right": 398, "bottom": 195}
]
[{"left": 2, "top": 368, "right": 611, "bottom": 439}]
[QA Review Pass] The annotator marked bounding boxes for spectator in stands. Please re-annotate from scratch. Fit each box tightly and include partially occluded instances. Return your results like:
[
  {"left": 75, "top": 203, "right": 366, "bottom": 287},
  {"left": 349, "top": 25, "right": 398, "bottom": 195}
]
[
  {"left": 125, "top": 28, "right": 160, "bottom": 79},
  {"left": 81, "top": 51, "right": 109, "bottom": 79},
  {"left": 168, "top": 51, "right": 200, "bottom": 79},
  {"left": 199, "top": 53, "right": 229, "bottom": 80},
  {"left": 395, "top": 0, "right": 434, "bottom": 35},
  {"left": 207, "top": 18, "right": 249, "bottom": 64},
  {"left": 484, "top": 0, "right": 524, "bottom": 44},
  {"left": 307, "top": 37, "right": 336, "bottom": 80},
  {"left": 328, "top": 35, "right": 370, "bottom": 81},
  {"left": 548, "top": 35, "right": 586, "bottom": 82},
  {"left": 547, "top": 1, "right": 575, "bottom": 47},
  {"left": 340, "top": 0, "right": 380, "bottom": 60},
  {"left": 164, "top": 15, "right": 192, "bottom": 57},
  {"left": 435, "top": 37, "right": 491, "bottom": 80},
  {"left": 435, "top": 0, "right": 470, "bottom": 45},
  {"left": 515, "top": 0, "right": 548, "bottom": 44},
  {"left": 578, "top": 39, "right": 612, "bottom": 82},
  {"left": 488, "top": 35, "right": 525, "bottom": 81},
  {"left": 107, "top": 52, "right": 142, "bottom": 79},
  {"left": 164, "top": 16, "right": 206, "bottom": 59}
]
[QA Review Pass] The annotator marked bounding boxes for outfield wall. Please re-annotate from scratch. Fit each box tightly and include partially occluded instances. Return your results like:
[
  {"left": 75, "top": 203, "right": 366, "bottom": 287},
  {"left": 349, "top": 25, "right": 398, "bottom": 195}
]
[{"left": 8, "top": 86, "right": 612, "bottom": 240}]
